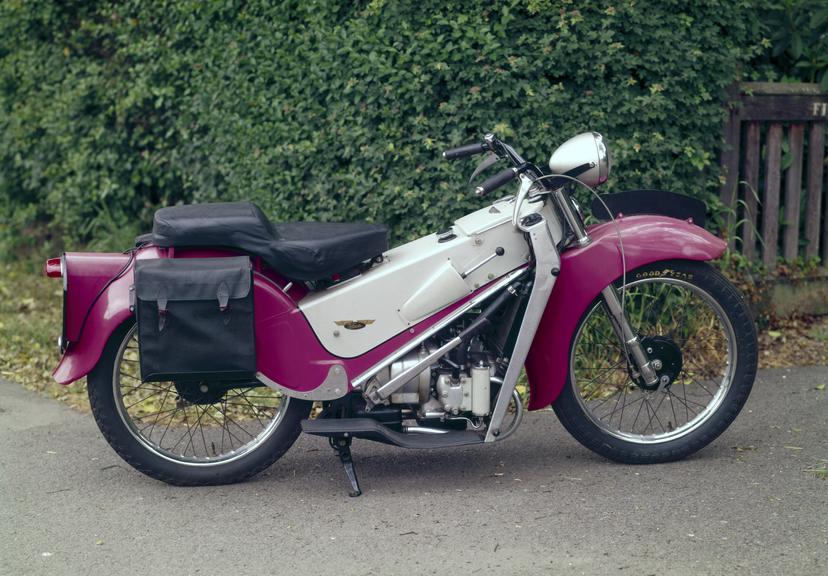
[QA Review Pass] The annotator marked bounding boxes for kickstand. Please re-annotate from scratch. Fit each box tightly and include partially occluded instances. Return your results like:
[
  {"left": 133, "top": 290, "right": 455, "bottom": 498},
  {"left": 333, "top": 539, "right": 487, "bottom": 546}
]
[{"left": 329, "top": 436, "right": 362, "bottom": 497}]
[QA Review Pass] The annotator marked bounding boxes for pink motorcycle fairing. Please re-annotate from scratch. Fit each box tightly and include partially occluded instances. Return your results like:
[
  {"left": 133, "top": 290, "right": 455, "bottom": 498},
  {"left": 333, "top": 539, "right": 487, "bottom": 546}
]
[
  {"left": 523, "top": 214, "right": 726, "bottom": 410},
  {"left": 52, "top": 247, "right": 507, "bottom": 390}
]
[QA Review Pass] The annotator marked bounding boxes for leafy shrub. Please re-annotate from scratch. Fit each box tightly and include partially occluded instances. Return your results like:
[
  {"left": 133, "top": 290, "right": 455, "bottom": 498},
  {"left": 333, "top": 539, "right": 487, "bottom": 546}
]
[
  {"left": 749, "top": 0, "right": 828, "bottom": 89},
  {"left": 0, "top": 0, "right": 764, "bottom": 255}
]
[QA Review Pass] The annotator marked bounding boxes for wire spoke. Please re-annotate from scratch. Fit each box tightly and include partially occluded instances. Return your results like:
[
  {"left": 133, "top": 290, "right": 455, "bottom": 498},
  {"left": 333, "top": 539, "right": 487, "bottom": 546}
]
[
  {"left": 143, "top": 387, "right": 174, "bottom": 437},
  {"left": 197, "top": 405, "right": 210, "bottom": 456},
  {"left": 203, "top": 403, "right": 245, "bottom": 447},
  {"left": 119, "top": 370, "right": 143, "bottom": 382},
  {"left": 668, "top": 390, "right": 700, "bottom": 417},
  {"left": 630, "top": 395, "right": 647, "bottom": 432},
  {"left": 169, "top": 404, "right": 195, "bottom": 454},
  {"left": 224, "top": 413, "right": 257, "bottom": 439},
  {"left": 646, "top": 393, "right": 669, "bottom": 433},
  {"left": 157, "top": 404, "right": 180, "bottom": 448},
  {"left": 123, "top": 389, "right": 167, "bottom": 410},
  {"left": 138, "top": 406, "right": 179, "bottom": 433},
  {"left": 234, "top": 394, "right": 269, "bottom": 428},
  {"left": 668, "top": 390, "right": 679, "bottom": 429},
  {"left": 113, "top": 325, "right": 288, "bottom": 464},
  {"left": 600, "top": 394, "right": 643, "bottom": 422}
]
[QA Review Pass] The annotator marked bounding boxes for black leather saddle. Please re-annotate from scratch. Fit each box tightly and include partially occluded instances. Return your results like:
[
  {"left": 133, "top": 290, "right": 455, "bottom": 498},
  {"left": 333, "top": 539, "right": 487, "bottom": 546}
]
[{"left": 149, "top": 201, "right": 388, "bottom": 281}]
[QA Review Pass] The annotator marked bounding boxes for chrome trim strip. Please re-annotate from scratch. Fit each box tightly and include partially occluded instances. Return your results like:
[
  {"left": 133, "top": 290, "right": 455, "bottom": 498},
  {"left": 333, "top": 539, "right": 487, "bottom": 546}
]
[
  {"left": 485, "top": 216, "right": 561, "bottom": 442},
  {"left": 350, "top": 267, "right": 529, "bottom": 390}
]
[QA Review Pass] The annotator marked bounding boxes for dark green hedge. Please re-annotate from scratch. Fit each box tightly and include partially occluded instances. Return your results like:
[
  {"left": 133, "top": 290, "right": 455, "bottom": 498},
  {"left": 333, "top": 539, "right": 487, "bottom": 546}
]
[{"left": 0, "top": 0, "right": 763, "bottom": 254}]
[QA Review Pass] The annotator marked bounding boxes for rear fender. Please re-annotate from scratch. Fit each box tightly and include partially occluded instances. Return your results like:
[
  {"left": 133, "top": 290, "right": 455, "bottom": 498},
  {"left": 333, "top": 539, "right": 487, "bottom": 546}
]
[
  {"left": 53, "top": 248, "right": 159, "bottom": 384},
  {"left": 524, "top": 215, "right": 726, "bottom": 410},
  {"left": 54, "top": 246, "right": 289, "bottom": 385},
  {"left": 63, "top": 252, "right": 135, "bottom": 342}
]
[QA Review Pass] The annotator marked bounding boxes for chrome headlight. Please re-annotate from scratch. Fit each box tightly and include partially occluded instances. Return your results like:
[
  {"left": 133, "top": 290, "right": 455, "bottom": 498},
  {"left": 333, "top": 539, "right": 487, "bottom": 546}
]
[{"left": 548, "top": 132, "right": 611, "bottom": 188}]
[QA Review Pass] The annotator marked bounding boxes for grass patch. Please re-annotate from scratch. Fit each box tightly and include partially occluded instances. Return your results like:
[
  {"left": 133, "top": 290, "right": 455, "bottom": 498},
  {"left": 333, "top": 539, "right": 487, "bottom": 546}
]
[
  {"left": 803, "top": 463, "right": 828, "bottom": 480},
  {"left": 0, "top": 260, "right": 89, "bottom": 410},
  {"left": 758, "top": 316, "right": 828, "bottom": 368}
]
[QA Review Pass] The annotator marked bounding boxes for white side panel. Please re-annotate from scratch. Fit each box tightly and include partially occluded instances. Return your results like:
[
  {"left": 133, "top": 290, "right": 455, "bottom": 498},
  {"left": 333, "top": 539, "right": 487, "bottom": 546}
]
[
  {"left": 298, "top": 198, "right": 534, "bottom": 358},
  {"left": 399, "top": 261, "right": 471, "bottom": 323}
]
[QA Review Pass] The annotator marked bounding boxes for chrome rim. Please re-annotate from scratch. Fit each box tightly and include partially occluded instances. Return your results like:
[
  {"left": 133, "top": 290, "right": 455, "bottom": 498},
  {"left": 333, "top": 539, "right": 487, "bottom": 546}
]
[
  {"left": 112, "top": 324, "right": 289, "bottom": 466},
  {"left": 570, "top": 277, "right": 737, "bottom": 444}
]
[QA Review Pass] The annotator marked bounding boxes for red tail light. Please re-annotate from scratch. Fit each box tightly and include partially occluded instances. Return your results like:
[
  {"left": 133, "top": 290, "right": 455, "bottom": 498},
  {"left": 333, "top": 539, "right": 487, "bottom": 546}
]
[{"left": 45, "top": 257, "right": 63, "bottom": 278}]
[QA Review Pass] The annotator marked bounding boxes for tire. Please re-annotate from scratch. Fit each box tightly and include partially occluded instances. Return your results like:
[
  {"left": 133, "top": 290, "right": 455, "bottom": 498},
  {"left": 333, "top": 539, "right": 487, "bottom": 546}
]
[
  {"left": 87, "top": 321, "right": 311, "bottom": 485},
  {"left": 553, "top": 259, "right": 757, "bottom": 464}
]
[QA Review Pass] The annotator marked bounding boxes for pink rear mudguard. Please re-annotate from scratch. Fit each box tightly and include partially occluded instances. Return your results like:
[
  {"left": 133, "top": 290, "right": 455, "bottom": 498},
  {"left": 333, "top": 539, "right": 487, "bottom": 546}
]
[{"left": 524, "top": 215, "right": 726, "bottom": 411}]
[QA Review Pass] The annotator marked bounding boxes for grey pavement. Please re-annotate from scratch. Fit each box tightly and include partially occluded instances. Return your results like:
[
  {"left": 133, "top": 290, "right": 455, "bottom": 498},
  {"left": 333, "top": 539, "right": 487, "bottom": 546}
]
[{"left": 1, "top": 367, "right": 826, "bottom": 576}]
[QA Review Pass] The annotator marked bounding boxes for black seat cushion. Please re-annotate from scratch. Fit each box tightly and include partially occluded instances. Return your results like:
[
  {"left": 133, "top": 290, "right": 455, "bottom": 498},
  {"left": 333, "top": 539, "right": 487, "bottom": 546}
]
[
  {"left": 271, "top": 222, "right": 388, "bottom": 280},
  {"left": 152, "top": 201, "right": 388, "bottom": 281}
]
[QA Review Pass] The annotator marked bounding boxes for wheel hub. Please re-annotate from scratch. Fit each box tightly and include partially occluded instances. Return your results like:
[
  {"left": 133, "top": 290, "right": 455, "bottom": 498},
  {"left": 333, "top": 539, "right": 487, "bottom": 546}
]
[
  {"left": 174, "top": 381, "right": 226, "bottom": 404},
  {"left": 173, "top": 380, "right": 260, "bottom": 405},
  {"left": 629, "top": 335, "right": 683, "bottom": 391}
]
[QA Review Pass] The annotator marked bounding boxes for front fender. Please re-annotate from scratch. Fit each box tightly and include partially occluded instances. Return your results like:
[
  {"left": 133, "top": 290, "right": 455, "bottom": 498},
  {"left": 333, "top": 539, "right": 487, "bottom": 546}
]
[{"left": 524, "top": 215, "right": 726, "bottom": 410}]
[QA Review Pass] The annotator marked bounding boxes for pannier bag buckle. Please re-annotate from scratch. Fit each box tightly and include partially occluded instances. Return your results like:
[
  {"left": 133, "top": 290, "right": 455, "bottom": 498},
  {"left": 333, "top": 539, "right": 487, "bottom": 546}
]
[
  {"left": 157, "top": 297, "right": 168, "bottom": 332},
  {"left": 217, "top": 282, "right": 231, "bottom": 324}
]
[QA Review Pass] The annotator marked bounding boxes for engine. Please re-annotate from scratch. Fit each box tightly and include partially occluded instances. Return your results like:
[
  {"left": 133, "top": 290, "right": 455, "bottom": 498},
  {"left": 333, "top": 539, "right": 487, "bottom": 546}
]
[
  {"left": 380, "top": 347, "right": 495, "bottom": 418},
  {"left": 359, "top": 278, "right": 528, "bottom": 431},
  {"left": 367, "top": 323, "right": 507, "bottom": 426}
]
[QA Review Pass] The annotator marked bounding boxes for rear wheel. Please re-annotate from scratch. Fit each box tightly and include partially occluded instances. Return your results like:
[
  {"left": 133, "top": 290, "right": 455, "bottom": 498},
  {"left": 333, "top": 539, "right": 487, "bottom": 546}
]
[
  {"left": 88, "top": 321, "right": 311, "bottom": 485},
  {"left": 553, "top": 259, "right": 757, "bottom": 463}
]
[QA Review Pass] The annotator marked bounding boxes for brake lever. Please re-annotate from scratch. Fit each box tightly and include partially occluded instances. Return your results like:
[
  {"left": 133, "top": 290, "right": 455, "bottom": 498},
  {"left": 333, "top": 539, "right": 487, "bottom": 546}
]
[
  {"left": 512, "top": 174, "right": 536, "bottom": 228},
  {"left": 468, "top": 152, "right": 500, "bottom": 185}
]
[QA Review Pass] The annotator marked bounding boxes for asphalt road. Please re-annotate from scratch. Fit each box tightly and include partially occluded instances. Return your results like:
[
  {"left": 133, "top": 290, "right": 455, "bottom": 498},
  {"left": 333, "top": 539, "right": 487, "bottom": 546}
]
[{"left": 1, "top": 366, "right": 826, "bottom": 576}]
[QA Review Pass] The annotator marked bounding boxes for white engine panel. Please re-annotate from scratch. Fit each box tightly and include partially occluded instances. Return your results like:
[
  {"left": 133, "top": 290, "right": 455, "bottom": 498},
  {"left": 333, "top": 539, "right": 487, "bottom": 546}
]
[{"left": 298, "top": 197, "right": 551, "bottom": 358}]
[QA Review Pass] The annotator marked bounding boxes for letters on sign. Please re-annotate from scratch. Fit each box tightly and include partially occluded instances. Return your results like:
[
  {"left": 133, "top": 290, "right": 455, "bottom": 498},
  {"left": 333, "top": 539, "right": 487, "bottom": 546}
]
[{"left": 813, "top": 102, "right": 828, "bottom": 117}]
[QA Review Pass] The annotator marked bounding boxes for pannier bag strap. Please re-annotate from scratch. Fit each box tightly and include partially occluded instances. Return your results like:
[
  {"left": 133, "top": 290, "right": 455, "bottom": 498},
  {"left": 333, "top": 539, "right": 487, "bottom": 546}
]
[
  {"left": 157, "top": 293, "right": 168, "bottom": 332},
  {"left": 217, "top": 281, "right": 231, "bottom": 325}
]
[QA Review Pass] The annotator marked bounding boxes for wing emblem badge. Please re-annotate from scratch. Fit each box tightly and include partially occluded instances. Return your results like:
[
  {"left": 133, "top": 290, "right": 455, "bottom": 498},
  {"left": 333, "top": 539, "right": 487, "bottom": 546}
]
[{"left": 334, "top": 320, "right": 376, "bottom": 330}]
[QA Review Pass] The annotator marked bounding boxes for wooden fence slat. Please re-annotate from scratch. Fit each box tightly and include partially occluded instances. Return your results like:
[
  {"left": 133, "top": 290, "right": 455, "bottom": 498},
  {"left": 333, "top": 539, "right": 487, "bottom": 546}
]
[
  {"left": 783, "top": 124, "right": 805, "bottom": 261},
  {"left": 722, "top": 83, "right": 828, "bottom": 268},
  {"left": 719, "top": 106, "right": 741, "bottom": 249},
  {"left": 805, "top": 122, "right": 825, "bottom": 259},
  {"left": 763, "top": 123, "right": 783, "bottom": 268},
  {"left": 823, "top": 156, "right": 828, "bottom": 263},
  {"left": 742, "top": 122, "right": 761, "bottom": 260}
]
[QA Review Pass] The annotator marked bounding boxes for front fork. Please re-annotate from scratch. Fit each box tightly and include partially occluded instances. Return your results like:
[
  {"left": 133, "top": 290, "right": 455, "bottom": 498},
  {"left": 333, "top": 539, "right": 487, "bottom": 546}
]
[
  {"left": 600, "top": 286, "right": 660, "bottom": 388},
  {"left": 555, "top": 183, "right": 660, "bottom": 389}
]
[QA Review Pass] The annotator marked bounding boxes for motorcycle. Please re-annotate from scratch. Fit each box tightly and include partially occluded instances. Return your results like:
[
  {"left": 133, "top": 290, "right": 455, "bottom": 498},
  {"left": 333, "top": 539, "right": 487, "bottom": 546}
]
[{"left": 45, "top": 131, "right": 757, "bottom": 496}]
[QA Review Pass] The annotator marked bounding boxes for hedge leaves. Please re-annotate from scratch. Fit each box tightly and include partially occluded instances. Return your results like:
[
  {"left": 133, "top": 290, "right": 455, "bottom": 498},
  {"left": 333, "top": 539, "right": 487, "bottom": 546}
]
[{"left": 0, "top": 0, "right": 762, "bottom": 253}]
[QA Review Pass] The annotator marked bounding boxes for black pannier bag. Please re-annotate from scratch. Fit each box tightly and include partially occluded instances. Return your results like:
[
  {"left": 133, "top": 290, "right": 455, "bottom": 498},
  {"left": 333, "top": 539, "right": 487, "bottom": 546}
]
[{"left": 134, "top": 256, "right": 256, "bottom": 382}]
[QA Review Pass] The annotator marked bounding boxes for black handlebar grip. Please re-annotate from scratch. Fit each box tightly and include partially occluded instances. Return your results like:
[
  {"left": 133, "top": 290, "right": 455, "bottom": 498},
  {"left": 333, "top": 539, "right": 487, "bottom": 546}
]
[
  {"left": 442, "top": 142, "right": 486, "bottom": 160},
  {"left": 474, "top": 167, "right": 518, "bottom": 196}
]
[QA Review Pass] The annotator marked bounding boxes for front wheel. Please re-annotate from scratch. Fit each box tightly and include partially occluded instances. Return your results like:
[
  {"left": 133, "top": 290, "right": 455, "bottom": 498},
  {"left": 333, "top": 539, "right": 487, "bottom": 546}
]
[
  {"left": 87, "top": 321, "right": 311, "bottom": 485},
  {"left": 553, "top": 259, "right": 757, "bottom": 464}
]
